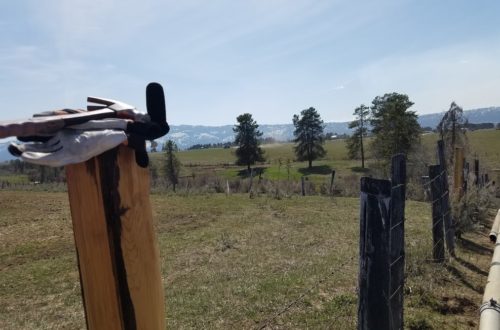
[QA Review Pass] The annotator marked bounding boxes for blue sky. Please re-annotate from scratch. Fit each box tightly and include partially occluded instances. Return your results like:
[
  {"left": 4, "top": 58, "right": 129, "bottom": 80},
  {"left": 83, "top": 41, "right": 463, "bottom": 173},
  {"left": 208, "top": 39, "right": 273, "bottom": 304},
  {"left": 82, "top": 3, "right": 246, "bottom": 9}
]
[{"left": 1, "top": 0, "right": 499, "bottom": 126}]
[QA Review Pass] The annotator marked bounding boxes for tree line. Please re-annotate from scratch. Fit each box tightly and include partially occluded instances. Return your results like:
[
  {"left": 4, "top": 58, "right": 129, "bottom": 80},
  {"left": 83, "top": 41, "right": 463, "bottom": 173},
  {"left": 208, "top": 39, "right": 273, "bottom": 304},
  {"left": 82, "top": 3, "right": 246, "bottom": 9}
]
[
  {"left": 160, "top": 92, "right": 473, "bottom": 190},
  {"left": 346, "top": 93, "right": 421, "bottom": 168},
  {"left": 234, "top": 92, "right": 424, "bottom": 172}
]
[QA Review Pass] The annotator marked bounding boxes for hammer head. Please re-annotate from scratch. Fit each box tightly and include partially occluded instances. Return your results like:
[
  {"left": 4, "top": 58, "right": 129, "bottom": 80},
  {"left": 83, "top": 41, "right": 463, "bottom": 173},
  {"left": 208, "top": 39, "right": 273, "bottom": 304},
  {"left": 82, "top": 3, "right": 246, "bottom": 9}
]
[{"left": 87, "top": 96, "right": 138, "bottom": 119}]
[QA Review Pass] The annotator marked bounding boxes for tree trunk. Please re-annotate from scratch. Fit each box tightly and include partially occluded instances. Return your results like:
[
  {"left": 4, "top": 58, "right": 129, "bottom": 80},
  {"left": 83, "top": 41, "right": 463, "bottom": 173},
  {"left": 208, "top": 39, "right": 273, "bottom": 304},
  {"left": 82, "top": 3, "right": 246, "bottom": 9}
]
[{"left": 360, "top": 133, "right": 365, "bottom": 169}]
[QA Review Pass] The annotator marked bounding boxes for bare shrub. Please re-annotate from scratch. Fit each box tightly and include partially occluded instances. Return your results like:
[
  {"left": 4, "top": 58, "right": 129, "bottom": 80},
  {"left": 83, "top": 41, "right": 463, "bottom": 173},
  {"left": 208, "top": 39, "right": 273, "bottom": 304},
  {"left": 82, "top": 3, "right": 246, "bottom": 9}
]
[
  {"left": 453, "top": 180, "right": 494, "bottom": 237},
  {"left": 338, "top": 174, "right": 359, "bottom": 197}
]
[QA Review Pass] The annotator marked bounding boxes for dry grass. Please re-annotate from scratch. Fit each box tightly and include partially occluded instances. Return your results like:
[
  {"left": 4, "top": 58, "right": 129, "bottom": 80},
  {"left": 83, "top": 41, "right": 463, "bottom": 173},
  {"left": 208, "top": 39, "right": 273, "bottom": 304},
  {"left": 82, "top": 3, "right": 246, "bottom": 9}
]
[{"left": 0, "top": 190, "right": 495, "bottom": 329}]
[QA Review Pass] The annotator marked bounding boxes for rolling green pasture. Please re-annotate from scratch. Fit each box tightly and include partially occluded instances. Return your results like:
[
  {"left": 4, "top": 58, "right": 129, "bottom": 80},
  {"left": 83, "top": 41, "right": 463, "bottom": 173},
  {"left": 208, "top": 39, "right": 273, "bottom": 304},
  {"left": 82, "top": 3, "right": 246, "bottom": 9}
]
[
  {"left": 149, "top": 129, "right": 500, "bottom": 190},
  {"left": 0, "top": 191, "right": 492, "bottom": 329}
]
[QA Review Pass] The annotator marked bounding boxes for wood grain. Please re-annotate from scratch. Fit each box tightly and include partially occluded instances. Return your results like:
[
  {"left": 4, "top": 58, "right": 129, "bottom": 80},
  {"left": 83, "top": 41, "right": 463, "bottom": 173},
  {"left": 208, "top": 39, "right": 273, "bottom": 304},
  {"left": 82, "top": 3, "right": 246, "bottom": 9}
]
[{"left": 66, "top": 145, "right": 165, "bottom": 330}]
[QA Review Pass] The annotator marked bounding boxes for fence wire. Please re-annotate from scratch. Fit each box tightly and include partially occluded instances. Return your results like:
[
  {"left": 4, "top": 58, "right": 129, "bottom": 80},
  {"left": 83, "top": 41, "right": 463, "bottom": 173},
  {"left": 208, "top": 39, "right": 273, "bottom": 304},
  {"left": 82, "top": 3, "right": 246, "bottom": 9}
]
[{"left": 255, "top": 257, "right": 355, "bottom": 330}]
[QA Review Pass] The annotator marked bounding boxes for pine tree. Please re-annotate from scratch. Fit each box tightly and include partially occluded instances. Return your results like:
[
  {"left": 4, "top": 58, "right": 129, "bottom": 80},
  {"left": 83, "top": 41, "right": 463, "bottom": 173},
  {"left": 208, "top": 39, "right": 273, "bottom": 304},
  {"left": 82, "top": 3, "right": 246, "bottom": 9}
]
[
  {"left": 346, "top": 104, "right": 369, "bottom": 168},
  {"left": 233, "top": 113, "right": 265, "bottom": 172},
  {"left": 370, "top": 93, "right": 421, "bottom": 159},
  {"left": 292, "top": 107, "right": 326, "bottom": 169}
]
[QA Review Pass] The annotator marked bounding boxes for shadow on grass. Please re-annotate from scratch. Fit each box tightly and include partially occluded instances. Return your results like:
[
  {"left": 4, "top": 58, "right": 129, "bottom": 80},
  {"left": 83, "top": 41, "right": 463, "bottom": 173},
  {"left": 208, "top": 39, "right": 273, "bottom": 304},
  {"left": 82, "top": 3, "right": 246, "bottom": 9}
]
[
  {"left": 297, "top": 165, "right": 333, "bottom": 175},
  {"left": 350, "top": 166, "right": 370, "bottom": 173},
  {"left": 236, "top": 166, "right": 266, "bottom": 178},
  {"left": 458, "top": 237, "right": 493, "bottom": 255},
  {"left": 453, "top": 256, "right": 489, "bottom": 277},
  {"left": 444, "top": 263, "right": 483, "bottom": 294}
]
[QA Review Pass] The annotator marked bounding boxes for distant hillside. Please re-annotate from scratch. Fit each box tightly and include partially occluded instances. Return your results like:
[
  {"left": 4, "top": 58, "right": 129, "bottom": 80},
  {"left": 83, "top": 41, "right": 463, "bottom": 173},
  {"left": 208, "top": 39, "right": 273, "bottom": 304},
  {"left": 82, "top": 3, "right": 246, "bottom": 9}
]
[
  {"left": 418, "top": 107, "right": 500, "bottom": 128},
  {"left": 0, "top": 107, "right": 499, "bottom": 161},
  {"left": 163, "top": 107, "right": 500, "bottom": 149}
]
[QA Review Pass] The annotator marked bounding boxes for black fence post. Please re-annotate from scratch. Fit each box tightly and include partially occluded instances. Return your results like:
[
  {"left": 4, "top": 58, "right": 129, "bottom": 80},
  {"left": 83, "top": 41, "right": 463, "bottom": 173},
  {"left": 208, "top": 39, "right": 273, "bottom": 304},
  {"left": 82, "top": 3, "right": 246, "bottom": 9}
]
[
  {"left": 358, "top": 155, "right": 407, "bottom": 330},
  {"left": 358, "top": 177, "right": 392, "bottom": 330},
  {"left": 463, "top": 162, "right": 469, "bottom": 193},
  {"left": 330, "top": 170, "right": 336, "bottom": 195},
  {"left": 475, "top": 159, "right": 480, "bottom": 186},
  {"left": 389, "top": 154, "right": 406, "bottom": 329},
  {"left": 301, "top": 176, "right": 305, "bottom": 196},
  {"left": 429, "top": 165, "right": 445, "bottom": 262}
]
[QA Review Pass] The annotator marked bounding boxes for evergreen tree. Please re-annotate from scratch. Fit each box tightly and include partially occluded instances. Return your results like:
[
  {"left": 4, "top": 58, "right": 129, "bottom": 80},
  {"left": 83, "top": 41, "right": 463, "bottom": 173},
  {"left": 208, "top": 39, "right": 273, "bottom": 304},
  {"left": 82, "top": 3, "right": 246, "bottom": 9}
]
[
  {"left": 292, "top": 107, "right": 326, "bottom": 169},
  {"left": 164, "top": 140, "right": 181, "bottom": 192},
  {"left": 233, "top": 113, "right": 265, "bottom": 172},
  {"left": 370, "top": 93, "right": 421, "bottom": 159},
  {"left": 346, "top": 104, "right": 369, "bottom": 168}
]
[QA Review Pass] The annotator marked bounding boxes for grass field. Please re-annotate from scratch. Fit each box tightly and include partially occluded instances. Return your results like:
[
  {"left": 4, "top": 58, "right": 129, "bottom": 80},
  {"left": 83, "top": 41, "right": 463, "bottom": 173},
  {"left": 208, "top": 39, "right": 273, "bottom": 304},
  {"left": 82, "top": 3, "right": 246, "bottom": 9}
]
[
  {"left": 1, "top": 129, "right": 499, "bottom": 328},
  {"left": 147, "top": 129, "right": 500, "bottom": 196},
  {"left": 154, "top": 129, "right": 500, "bottom": 169},
  {"left": 0, "top": 191, "right": 495, "bottom": 329}
]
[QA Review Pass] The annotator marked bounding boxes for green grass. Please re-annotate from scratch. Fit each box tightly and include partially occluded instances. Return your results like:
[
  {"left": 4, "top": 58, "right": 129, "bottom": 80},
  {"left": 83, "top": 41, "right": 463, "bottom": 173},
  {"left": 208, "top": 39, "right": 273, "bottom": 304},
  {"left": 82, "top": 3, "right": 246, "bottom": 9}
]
[
  {"left": 0, "top": 174, "right": 30, "bottom": 184},
  {"left": 148, "top": 129, "right": 500, "bottom": 190},
  {"left": 0, "top": 191, "right": 492, "bottom": 329}
]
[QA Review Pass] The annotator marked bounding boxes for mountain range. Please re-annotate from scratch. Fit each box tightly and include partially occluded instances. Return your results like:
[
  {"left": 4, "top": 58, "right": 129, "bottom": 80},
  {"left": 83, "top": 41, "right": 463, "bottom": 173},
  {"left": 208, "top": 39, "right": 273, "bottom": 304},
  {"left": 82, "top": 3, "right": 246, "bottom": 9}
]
[
  {"left": 1, "top": 107, "right": 500, "bottom": 161},
  {"left": 162, "top": 107, "right": 500, "bottom": 149}
]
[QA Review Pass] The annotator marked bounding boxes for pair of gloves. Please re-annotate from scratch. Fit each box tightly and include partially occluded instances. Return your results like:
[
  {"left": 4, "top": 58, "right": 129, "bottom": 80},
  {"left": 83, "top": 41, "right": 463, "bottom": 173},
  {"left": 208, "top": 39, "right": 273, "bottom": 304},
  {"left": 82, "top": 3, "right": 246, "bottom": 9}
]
[{"left": 8, "top": 96, "right": 169, "bottom": 168}]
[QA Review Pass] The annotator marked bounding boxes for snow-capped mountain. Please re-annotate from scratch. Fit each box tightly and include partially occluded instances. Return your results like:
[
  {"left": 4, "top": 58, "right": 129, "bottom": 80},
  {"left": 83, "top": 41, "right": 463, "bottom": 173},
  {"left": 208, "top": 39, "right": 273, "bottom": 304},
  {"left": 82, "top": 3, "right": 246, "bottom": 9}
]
[
  {"left": 159, "top": 107, "right": 500, "bottom": 149},
  {"left": 0, "top": 107, "right": 499, "bottom": 161}
]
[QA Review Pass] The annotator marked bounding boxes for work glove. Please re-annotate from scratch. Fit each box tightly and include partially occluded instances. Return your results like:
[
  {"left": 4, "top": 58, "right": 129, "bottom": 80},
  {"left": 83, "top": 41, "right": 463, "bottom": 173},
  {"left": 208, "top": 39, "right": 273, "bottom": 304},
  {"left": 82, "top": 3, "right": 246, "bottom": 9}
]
[
  {"left": 8, "top": 129, "right": 129, "bottom": 167},
  {"left": 12, "top": 113, "right": 155, "bottom": 168},
  {"left": 10, "top": 82, "right": 169, "bottom": 167}
]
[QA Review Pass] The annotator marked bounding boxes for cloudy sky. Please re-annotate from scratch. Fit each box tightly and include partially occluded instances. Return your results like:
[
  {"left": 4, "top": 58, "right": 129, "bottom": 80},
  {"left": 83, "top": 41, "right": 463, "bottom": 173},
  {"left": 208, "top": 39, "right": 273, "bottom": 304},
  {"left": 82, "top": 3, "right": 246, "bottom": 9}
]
[{"left": 1, "top": 0, "right": 499, "bottom": 125}]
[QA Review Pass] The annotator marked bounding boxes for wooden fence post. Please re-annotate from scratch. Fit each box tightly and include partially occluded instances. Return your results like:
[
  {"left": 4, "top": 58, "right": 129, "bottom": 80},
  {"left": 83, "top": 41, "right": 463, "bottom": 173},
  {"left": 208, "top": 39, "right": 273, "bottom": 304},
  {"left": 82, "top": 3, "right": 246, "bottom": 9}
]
[
  {"left": 429, "top": 165, "right": 445, "bottom": 262},
  {"left": 330, "top": 170, "right": 336, "bottom": 194},
  {"left": 358, "top": 153, "right": 406, "bottom": 330},
  {"left": 65, "top": 146, "right": 165, "bottom": 330},
  {"left": 453, "top": 147, "right": 464, "bottom": 199},
  {"left": 437, "top": 140, "right": 446, "bottom": 171},
  {"left": 437, "top": 140, "right": 455, "bottom": 256},
  {"left": 463, "top": 161, "right": 469, "bottom": 193},
  {"left": 358, "top": 177, "right": 392, "bottom": 330},
  {"left": 301, "top": 176, "right": 305, "bottom": 196},
  {"left": 389, "top": 154, "right": 406, "bottom": 329},
  {"left": 474, "top": 159, "right": 480, "bottom": 186},
  {"left": 248, "top": 168, "right": 254, "bottom": 193}
]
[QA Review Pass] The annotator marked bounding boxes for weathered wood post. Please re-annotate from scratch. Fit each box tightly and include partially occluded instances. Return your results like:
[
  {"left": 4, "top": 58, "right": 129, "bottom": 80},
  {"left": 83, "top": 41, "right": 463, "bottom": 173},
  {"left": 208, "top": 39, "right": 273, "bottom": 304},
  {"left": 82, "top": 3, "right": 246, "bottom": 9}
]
[
  {"left": 329, "top": 170, "right": 336, "bottom": 195},
  {"left": 429, "top": 165, "right": 445, "bottom": 262},
  {"left": 453, "top": 147, "right": 464, "bottom": 200},
  {"left": 66, "top": 146, "right": 165, "bottom": 330},
  {"left": 248, "top": 168, "right": 254, "bottom": 193},
  {"left": 437, "top": 140, "right": 455, "bottom": 255},
  {"left": 475, "top": 159, "right": 480, "bottom": 186},
  {"left": 463, "top": 161, "right": 469, "bottom": 193}
]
